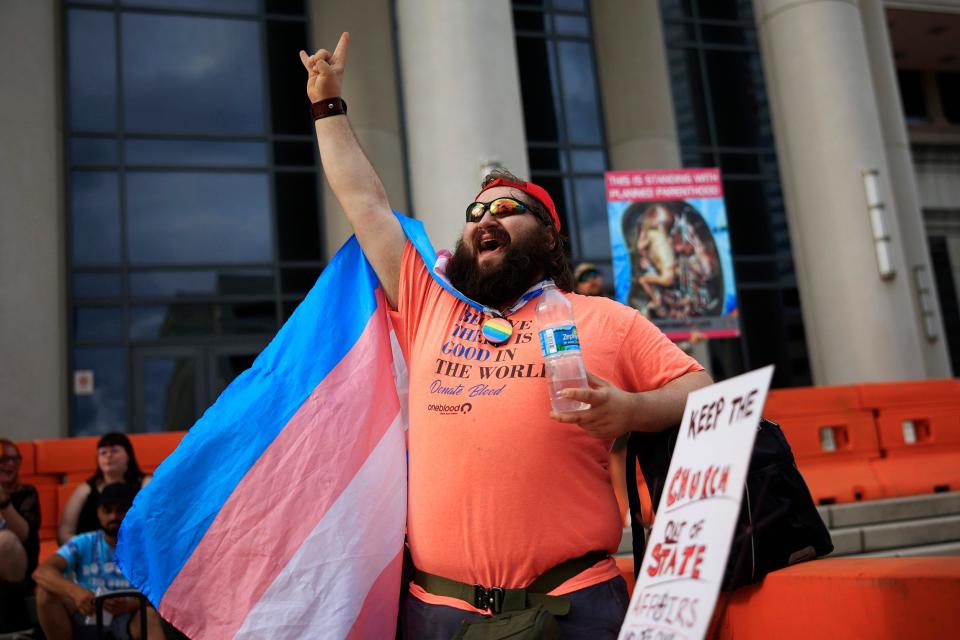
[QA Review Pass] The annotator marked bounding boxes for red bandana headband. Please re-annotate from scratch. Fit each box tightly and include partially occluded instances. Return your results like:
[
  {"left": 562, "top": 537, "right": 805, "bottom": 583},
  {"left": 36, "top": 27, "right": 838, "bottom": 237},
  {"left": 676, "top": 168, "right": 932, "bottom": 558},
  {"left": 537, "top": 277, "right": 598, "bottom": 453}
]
[{"left": 475, "top": 177, "right": 562, "bottom": 231}]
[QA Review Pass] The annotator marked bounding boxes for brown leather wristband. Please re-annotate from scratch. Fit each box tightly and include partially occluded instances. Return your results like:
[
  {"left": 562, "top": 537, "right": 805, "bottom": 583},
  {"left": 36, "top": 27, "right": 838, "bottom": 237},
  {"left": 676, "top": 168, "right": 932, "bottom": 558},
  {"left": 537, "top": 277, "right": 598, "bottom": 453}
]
[{"left": 310, "top": 97, "right": 347, "bottom": 121}]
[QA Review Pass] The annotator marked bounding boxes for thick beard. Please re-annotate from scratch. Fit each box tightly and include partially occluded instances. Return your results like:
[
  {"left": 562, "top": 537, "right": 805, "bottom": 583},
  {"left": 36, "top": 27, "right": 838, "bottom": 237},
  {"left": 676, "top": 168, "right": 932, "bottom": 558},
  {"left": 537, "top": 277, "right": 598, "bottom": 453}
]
[{"left": 446, "top": 227, "right": 553, "bottom": 308}]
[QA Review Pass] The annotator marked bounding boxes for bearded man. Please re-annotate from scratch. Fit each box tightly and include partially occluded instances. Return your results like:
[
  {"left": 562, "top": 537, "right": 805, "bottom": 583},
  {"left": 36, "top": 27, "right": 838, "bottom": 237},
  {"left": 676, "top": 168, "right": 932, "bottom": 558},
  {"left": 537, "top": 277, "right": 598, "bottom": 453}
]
[{"left": 301, "top": 33, "right": 711, "bottom": 639}]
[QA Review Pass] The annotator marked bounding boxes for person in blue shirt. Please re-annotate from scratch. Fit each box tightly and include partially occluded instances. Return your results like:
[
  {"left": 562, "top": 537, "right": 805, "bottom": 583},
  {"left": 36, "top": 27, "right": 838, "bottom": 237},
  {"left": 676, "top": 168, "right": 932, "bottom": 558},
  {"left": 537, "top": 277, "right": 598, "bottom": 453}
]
[{"left": 34, "top": 483, "right": 163, "bottom": 639}]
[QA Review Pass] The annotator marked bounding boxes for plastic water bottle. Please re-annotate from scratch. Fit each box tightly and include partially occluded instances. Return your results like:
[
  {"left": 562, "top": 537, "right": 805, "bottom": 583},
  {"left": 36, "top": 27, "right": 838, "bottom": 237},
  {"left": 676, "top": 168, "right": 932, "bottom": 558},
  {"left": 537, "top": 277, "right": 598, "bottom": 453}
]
[{"left": 536, "top": 283, "right": 590, "bottom": 412}]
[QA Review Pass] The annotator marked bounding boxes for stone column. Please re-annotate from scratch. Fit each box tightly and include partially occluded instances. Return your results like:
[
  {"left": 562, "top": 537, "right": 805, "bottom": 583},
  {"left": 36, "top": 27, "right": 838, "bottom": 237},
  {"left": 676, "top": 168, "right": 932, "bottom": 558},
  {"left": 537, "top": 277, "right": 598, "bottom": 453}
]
[
  {"left": 0, "top": 1, "right": 67, "bottom": 439},
  {"left": 591, "top": 0, "right": 682, "bottom": 170},
  {"left": 753, "top": 0, "right": 927, "bottom": 384},
  {"left": 395, "top": 0, "right": 529, "bottom": 250},
  {"left": 859, "top": 0, "right": 951, "bottom": 377},
  {"left": 592, "top": 0, "right": 713, "bottom": 372},
  {"left": 309, "top": 0, "right": 410, "bottom": 257}
]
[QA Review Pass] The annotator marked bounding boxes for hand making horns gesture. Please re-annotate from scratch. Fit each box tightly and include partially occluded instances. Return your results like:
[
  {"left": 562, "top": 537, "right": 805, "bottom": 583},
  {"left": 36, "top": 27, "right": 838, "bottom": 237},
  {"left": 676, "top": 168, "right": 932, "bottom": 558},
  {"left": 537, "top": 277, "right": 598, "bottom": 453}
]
[{"left": 299, "top": 31, "right": 349, "bottom": 104}]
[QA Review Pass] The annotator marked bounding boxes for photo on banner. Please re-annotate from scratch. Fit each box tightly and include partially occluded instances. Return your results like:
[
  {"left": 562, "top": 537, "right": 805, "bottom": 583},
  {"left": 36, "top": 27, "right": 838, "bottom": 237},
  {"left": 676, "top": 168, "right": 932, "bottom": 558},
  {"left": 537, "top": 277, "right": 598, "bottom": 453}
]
[{"left": 606, "top": 169, "right": 739, "bottom": 341}]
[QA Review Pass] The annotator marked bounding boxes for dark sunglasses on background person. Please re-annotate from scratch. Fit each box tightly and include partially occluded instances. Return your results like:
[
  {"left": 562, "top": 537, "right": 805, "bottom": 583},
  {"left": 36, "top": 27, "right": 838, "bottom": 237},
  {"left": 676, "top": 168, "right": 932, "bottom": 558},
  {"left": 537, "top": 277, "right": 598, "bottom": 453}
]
[
  {"left": 465, "top": 197, "right": 530, "bottom": 223},
  {"left": 577, "top": 269, "right": 600, "bottom": 283}
]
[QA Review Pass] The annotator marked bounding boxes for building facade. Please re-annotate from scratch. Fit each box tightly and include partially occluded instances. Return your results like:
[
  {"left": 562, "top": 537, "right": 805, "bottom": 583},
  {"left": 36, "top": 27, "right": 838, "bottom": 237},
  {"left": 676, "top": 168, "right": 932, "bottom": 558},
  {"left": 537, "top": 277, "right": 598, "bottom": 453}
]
[{"left": 1, "top": 0, "right": 957, "bottom": 440}]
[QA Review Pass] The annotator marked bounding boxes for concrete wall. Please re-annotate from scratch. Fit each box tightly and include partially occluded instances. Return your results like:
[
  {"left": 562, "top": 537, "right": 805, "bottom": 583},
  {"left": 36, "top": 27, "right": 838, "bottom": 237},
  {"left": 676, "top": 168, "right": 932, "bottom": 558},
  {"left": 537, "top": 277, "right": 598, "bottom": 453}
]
[
  {"left": 0, "top": 1, "right": 67, "bottom": 440},
  {"left": 309, "top": 0, "right": 410, "bottom": 258}
]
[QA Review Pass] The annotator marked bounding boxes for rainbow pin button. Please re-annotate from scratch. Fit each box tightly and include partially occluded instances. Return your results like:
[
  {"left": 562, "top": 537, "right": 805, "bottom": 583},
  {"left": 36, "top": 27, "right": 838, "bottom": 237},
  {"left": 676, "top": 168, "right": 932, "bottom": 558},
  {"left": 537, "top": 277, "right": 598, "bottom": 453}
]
[{"left": 481, "top": 317, "right": 513, "bottom": 345}]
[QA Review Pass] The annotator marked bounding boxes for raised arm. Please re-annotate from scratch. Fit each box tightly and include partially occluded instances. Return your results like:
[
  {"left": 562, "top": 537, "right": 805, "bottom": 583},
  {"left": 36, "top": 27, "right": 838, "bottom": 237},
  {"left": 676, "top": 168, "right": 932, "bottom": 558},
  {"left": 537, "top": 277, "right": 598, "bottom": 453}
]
[{"left": 300, "top": 33, "right": 405, "bottom": 308}]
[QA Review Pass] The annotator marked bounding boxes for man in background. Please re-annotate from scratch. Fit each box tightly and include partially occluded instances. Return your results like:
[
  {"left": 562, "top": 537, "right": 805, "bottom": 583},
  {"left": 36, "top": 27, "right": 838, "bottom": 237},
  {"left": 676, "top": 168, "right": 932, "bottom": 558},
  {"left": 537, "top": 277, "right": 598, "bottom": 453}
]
[{"left": 574, "top": 262, "right": 606, "bottom": 296}]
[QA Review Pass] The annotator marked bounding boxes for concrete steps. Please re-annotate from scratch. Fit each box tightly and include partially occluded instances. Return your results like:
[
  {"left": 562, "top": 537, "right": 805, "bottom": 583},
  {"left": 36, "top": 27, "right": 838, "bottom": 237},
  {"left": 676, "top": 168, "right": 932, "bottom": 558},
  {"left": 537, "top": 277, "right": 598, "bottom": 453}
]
[
  {"left": 617, "top": 491, "right": 960, "bottom": 559},
  {"left": 826, "top": 492, "right": 960, "bottom": 558}
]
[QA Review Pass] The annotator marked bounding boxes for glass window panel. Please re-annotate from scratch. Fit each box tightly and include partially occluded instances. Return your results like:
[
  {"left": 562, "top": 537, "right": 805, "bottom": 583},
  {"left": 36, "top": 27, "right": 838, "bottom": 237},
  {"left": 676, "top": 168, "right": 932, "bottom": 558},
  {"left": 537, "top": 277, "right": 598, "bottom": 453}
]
[
  {"left": 556, "top": 41, "right": 603, "bottom": 145},
  {"left": 667, "top": 47, "right": 712, "bottom": 148},
  {"left": 73, "top": 273, "right": 122, "bottom": 299},
  {"left": 219, "top": 302, "right": 276, "bottom": 334},
  {"left": 71, "top": 171, "right": 121, "bottom": 266},
  {"left": 212, "top": 351, "right": 258, "bottom": 398},
  {"left": 129, "top": 269, "right": 273, "bottom": 297},
  {"left": 68, "top": 10, "right": 117, "bottom": 131},
  {"left": 553, "top": 15, "right": 589, "bottom": 37},
  {"left": 659, "top": 0, "right": 694, "bottom": 20},
  {"left": 281, "top": 267, "right": 323, "bottom": 294},
  {"left": 266, "top": 20, "right": 312, "bottom": 135},
  {"left": 696, "top": 0, "right": 748, "bottom": 21},
  {"left": 723, "top": 179, "right": 772, "bottom": 255},
  {"left": 663, "top": 21, "right": 697, "bottom": 44},
  {"left": 513, "top": 9, "right": 547, "bottom": 32},
  {"left": 515, "top": 36, "right": 562, "bottom": 142},
  {"left": 71, "top": 138, "right": 118, "bottom": 165},
  {"left": 273, "top": 140, "right": 314, "bottom": 166},
  {"left": 897, "top": 70, "right": 927, "bottom": 123},
  {"left": 936, "top": 72, "right": 960, "bottom": 125},
  {"left": 570, "top": 150, "right": 605, "bottom": 172},
  {"left": 122, "top": 13, "right": 265, "bottom": 134},
  {"left": 125, "top": 140, "right": 268, "bottom": 167},
  {"left": 572, "top": 177, "right": 610, "bottom": 259},
  {"left": 130, "top": 304, "right": 215, "bottom": 339},
  {"left": 126, "top": 172, "right": 272, "bottom": 265},
  {"left": 551, "top": 0, "right": 586, "bottom": 10},
  {"left": 73, "top": 347, "right": 127, "bottom": 435},
  {"left": 274, "top": 172, "right": 321, "bottom": 261},
  {"left": 700, "top": 25, "right": 751, "bottom": 45},
  {"left": 528, "top": 147, "right": 562, "bottom": 170},
  {"left": 122, "top": 0, "right": 259, "bottom": 14},
  {"left": 719, "top": 153, "right": 761, "bottom": 175},
  {"left": 703, "top": 49, "right": 765, "bottom": 147},
  {"left": 74, "top": 306, "right": 124, "bottom": 342},
  {"left": 282, "top": 298, "right": 303, "bottom": 320},
  {"left": 141, "top": 355, "right": 198, "bottom": 432},
  {"left": 265, "top": 0, "right": 305, "bottom": 15}
]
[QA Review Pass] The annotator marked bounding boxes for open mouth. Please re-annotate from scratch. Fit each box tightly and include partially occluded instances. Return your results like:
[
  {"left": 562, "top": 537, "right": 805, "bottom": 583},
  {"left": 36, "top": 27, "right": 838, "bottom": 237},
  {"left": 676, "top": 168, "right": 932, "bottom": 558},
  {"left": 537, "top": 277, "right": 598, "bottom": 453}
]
[{"left": 477, "top": 233, "right": 508, "bottom": 257}]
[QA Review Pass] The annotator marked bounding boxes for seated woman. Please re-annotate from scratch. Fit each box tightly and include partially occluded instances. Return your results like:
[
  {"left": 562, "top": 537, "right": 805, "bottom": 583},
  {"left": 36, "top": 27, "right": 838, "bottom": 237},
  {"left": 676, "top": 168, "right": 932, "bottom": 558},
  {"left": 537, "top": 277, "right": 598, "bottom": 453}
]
[
  {"left": 58, "top": 433, "right": 151, "bottom": 545},
  {"left": 0, "top": 438, "right": 40, "bottom": 632}
]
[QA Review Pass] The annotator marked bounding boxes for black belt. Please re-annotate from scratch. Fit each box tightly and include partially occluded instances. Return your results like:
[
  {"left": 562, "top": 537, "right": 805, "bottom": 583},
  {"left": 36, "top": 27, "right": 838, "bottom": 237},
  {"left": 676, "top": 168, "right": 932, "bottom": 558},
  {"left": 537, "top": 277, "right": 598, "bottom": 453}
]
[{"left": 412, "top": 550, "right": 610, "bottom": 616}]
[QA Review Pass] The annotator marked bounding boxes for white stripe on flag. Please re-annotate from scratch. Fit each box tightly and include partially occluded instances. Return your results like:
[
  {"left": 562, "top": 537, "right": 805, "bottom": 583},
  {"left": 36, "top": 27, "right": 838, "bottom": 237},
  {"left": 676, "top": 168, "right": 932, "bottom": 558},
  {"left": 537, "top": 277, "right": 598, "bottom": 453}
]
[{"left": 235, "top": 413, "right": 407, "bottom": 638}]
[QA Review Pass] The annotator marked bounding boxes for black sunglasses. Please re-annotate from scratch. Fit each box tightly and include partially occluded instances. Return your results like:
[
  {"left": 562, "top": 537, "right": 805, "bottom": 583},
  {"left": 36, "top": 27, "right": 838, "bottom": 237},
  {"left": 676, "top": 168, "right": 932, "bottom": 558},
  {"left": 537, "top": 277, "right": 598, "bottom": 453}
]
[{"left": 465, "top": 197, "right": 529, "bottom": 223}]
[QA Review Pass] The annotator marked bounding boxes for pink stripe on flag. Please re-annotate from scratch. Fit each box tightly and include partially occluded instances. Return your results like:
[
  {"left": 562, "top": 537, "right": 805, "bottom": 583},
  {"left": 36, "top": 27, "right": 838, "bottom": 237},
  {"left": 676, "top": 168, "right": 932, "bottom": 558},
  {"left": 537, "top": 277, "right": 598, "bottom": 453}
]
[
  {"left": 160, "top": 304, "right": 400, "bottom": 638},
  {"left": 345, "top": 550, "right": 404, "bottom": 640}
]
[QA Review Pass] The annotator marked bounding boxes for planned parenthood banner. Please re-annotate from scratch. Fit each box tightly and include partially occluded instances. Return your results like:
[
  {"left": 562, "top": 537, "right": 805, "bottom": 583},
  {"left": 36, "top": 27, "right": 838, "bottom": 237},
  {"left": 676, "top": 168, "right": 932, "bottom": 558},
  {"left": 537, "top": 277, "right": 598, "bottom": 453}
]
[
  {"left": 606, "top": 169, "right": 739, "bottom": 341},
  {"left": 618, "top": 366, "right": 774, "bottom": 640}
]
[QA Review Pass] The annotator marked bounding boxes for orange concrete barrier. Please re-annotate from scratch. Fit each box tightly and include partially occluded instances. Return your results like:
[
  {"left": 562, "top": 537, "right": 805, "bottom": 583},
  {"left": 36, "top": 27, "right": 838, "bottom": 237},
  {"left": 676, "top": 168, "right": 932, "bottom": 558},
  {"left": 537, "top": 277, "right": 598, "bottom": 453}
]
[
  {"left": 715, "top": 558, "right": 960, "bottom": 639},
  {"left": 33, "top": 436, "right": 99, "bottom": 476},
  {"left": 858, "top": 379, "right": 960, "bottom": 497},
  {"left": 36, "top": 484, "right": 58, "bottom": 541},
  {"left": 129, "top": 431, "right": 185, "bottom": 472},
  {"left": 766, "top": 386, "right": 884, "bottom": 504},
  {"left": 14, "top": 440, "right": 36, "bottom": 476}
]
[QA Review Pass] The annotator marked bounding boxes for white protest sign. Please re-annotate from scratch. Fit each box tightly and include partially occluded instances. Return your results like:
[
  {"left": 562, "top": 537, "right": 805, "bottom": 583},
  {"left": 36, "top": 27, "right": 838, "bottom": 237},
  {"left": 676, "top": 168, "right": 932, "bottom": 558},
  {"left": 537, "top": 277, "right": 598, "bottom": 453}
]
[{"left": 618, "top": 365, "right": 774, "bottom": 640}]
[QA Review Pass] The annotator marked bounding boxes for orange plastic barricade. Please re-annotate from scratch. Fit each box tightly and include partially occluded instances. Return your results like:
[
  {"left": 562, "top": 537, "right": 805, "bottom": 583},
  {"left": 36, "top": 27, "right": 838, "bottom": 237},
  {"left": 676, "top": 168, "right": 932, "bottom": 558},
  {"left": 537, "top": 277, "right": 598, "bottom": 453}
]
[
  {"left": 615, "top": 555, "right": 635, "bottom": 597},
  {"left": 765, "top": 386, "right": 884, "bottom": 504},
  {"left": 715, "top": 558, "right": 960, "bottom": 639},
  {"left": 36, "top": 483, "right": 58, "bottom": 541},
  {"left": 858, "top": 379, "right": 960, "bottom": 497},
  {"left": 57, "top": 481, "right": 83, "bottom": 524},
  {"left": 39, "top": 539, "right": 59, "bottom": 565},
  {"left": 13, "top": 441, "right": 36, "bottom": 476},
  {"left": 33, "top": 437, "right": 99, "bottom": 476}
]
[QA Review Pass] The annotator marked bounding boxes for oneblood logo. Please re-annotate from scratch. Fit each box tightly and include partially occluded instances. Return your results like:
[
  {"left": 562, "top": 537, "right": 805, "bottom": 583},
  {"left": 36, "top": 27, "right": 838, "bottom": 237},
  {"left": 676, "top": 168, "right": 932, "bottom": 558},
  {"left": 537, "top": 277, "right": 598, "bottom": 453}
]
[{"left": 427, "top": 402, "right": 473, "bottom": 415}]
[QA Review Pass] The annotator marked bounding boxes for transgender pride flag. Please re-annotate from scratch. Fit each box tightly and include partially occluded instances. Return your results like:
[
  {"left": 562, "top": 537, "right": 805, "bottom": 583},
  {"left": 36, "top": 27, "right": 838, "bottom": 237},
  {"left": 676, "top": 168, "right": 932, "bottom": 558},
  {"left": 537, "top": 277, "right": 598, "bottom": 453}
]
[{"left": 117, "top": 214, "right": 436, "bottom": 638}]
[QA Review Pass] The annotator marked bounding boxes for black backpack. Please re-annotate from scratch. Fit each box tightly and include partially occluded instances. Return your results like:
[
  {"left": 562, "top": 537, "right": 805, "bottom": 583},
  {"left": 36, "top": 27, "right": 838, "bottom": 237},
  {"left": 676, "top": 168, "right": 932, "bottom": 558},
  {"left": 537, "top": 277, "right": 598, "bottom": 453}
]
[{"left": 626, "top": 418, "right": 834, "bottom": 591}]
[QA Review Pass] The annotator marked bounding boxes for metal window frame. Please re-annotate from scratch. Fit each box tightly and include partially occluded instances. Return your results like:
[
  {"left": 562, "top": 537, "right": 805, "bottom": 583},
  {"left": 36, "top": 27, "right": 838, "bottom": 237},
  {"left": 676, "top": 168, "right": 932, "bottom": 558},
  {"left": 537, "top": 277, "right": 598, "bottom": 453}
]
[{"left": 62, "top": 0, "right": 324, "bottom": 434}]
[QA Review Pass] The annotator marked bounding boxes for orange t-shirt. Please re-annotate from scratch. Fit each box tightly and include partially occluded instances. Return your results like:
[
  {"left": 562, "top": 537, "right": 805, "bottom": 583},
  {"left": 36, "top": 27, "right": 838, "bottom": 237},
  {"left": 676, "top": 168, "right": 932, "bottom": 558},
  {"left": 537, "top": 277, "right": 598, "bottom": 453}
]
[{"left": 390, "top": 243, "right": 702, "bottom": 611}]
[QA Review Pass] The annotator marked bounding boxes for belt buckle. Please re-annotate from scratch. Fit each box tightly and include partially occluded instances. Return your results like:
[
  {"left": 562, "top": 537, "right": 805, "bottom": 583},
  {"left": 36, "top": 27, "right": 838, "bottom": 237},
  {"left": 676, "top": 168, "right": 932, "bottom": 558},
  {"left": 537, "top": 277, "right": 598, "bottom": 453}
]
[{"left": 474, "top": 585, "right": 506, "bottom": 614}]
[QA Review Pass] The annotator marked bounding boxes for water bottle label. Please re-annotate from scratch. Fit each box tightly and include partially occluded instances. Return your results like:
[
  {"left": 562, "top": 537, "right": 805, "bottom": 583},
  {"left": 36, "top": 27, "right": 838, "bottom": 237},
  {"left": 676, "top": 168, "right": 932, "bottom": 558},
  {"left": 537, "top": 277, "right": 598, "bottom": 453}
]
[{"left": 539, "top": 325, "right": 581, "bottom": 356}]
